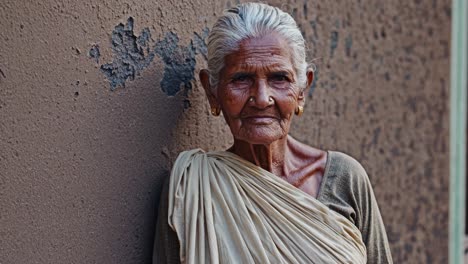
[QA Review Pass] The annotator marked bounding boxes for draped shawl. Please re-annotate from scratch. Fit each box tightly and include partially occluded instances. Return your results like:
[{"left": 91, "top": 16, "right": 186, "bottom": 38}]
[{"left": 168, "top": 149, "right": 367, "bottom": 264}]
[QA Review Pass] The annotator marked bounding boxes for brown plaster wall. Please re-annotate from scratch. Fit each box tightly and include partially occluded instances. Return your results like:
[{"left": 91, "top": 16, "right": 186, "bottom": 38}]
[{"left": 0, "top": 0, "right": 451, "bottom": 263}]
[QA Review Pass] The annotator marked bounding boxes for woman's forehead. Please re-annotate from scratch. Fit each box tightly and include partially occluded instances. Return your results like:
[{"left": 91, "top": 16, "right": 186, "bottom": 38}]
[{"left": 223, "top": 35, "right": 294, "bottom": 71}]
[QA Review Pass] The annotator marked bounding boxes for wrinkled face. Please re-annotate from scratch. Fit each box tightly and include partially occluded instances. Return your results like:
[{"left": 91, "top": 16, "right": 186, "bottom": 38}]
[{"left": 215, "top": 34, "right": 304, "bottom": 145}]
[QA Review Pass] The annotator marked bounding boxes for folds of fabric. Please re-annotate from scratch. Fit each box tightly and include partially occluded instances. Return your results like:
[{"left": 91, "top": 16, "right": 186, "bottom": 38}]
[{"left": 168, "top": 149, "right": 367, "bottom": 264}]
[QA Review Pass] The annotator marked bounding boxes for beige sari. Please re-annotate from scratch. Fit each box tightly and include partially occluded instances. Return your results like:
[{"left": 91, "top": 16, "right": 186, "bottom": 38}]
[{"left": 168, "top": 149, "right": 367, "bottom": 264}]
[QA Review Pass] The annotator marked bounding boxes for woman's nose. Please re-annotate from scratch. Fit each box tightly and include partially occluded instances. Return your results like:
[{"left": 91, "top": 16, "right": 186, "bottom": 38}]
[{"left": 250, "top": 79, "right": 273, "bottom": 108}]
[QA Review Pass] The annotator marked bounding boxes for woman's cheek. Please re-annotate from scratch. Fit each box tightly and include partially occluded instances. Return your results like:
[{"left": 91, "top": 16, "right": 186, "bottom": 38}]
[
  {"left": 272, "top": 91, "right": 297, "bottom": 110},
  {"left": 224, "top": 91, "right": 248, "bottom": 111}
]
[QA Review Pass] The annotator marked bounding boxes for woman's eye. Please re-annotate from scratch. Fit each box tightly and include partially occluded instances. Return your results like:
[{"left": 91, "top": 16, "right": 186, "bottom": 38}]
[
  {"left": 232, "top": 76, "right": 250, "bottom": 82},
  {"left": 230, "top": 76, "right": 253, "bottom": 88},
  {"left": 271, "top": 75, "right": 288, "bottom": 82},
  {"left": 269, "top": 75, "right": 291, "bottom": 89}
]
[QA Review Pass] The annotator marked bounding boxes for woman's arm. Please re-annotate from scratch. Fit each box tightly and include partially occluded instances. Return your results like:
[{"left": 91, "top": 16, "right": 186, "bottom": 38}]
[{"left": 356, "top": 166, "right": 393, "bottom": 264}]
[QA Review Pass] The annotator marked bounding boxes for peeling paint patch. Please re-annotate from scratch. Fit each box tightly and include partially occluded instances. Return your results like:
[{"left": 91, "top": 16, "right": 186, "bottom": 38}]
[
  {"left": 155, "top": 29, "right": 208, "bottom": 97},
  {"left": 99, "top": 17, "right": 154, "bottom": 90},
  {"left": 92, "top": 17, "right": 209, "bottom": 96},
  {"left": 155, "top": 32, "right": 196, "bottom": 96},
  {"left": 154, "top": 29, "right": 208, "bottom": 97},
  {"left": 89, "top": 44, "right": 100, "bottom": 64}
]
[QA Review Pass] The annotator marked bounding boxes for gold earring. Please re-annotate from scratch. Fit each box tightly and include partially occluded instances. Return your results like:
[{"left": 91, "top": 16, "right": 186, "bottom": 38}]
[
  {"left": 211, "top": 107, "right": 221, "bottom": 116},
  {"left": 295, "top": 105, "right": 304, "bottom": 116}
]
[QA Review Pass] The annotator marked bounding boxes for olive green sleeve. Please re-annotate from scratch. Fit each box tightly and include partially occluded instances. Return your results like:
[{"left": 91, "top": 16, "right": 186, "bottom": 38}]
[{"left": 317, "top": 152, "right": 393, "bottom": 264}]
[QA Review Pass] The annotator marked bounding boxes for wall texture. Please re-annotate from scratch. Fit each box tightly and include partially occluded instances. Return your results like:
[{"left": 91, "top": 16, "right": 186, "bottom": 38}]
[{"left": 0, "top": 0, "right": 451, "bottom": 263}]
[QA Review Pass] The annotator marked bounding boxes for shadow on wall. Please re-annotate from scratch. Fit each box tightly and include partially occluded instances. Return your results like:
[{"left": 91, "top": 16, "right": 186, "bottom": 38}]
[{"left": 85, "top": 17, "right": 210, "bottom": 262}]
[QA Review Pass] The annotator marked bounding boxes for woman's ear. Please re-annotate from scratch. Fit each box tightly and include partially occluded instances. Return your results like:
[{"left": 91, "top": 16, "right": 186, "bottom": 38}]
[
  {"left": 199, "top": 69, "right": 218, "bottom": 108},
  {"left": 298, "top": 68, "right": 315, "bottom": 106},
  {"left": 306, "top": 68, "right": 315, "bottom": 89}
]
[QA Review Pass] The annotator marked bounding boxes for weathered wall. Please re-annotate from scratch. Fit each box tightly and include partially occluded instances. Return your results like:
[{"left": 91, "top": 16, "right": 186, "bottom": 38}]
[{"left": 0, "top": 0, "right": 451, "bottom": 263}]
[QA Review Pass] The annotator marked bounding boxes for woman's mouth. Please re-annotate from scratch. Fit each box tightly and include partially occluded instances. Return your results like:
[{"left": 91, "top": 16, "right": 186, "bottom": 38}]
[{"left": 242, "top": 116, "right": 277, "bottom": 125}]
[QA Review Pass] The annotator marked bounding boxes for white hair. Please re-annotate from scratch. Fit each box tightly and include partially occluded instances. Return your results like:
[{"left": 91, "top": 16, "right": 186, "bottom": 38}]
[{"left": 207, "top": 2, "right": 308, "bottom": 90}]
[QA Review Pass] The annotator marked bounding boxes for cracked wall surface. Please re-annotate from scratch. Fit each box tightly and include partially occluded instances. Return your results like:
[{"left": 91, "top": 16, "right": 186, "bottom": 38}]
[{"left": 0, "top": 0, "right": 451, "bottom": 263}]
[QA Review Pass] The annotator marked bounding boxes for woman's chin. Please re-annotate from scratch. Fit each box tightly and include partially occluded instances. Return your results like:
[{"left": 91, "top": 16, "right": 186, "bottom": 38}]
[{"left": 236, "top": 132, "right": 285, "bottom": 146}]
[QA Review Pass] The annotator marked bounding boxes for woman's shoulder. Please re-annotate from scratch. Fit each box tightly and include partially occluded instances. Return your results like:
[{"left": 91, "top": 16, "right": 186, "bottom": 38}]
[
  {"left": 174, "top": 148, "right": 206, "bottom": 160},
  {"left": 325, "top": 151, "right": 370, "bottom": 184},
  {"left": 174, "top": 148, "right": 231, "bottom": 161},
  {"left": 318, "top": 151, "right": 374, "bottom": 225},
  {"left": 321, "top": 151, "right": 375, "bottom": 203},
  {"left": 171, "top": 148, "right": 209, "bottom": 170}
]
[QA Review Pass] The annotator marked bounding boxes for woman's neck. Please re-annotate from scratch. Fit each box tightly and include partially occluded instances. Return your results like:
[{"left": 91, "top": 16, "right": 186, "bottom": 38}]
[{"left": 228, "top": 136, "right": 289, "bottom": 177}]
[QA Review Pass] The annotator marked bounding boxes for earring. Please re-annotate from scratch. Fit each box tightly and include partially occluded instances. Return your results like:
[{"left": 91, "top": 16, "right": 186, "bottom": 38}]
[
  {"left": 211, "top": 107, "right": 221, "bottom": 116},
  {"left": 268, "top": 97, "right": 274, "bottom": 103},
  {"left": 295, "top": 105, "right": 304, "bottom": 116}
]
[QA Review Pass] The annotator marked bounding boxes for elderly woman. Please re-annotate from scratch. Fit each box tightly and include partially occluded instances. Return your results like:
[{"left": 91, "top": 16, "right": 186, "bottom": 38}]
[{"left": 154, "top": 3, "right": 392, "bottom": 264}]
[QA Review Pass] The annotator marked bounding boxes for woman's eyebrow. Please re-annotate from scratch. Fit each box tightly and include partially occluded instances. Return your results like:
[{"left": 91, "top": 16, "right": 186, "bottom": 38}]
[
  {"left": 268, "top": 71, "right": 291, "bottom": 76},
  {"left": 230, "top": 72, "right": 256, "bottom": 79}
]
